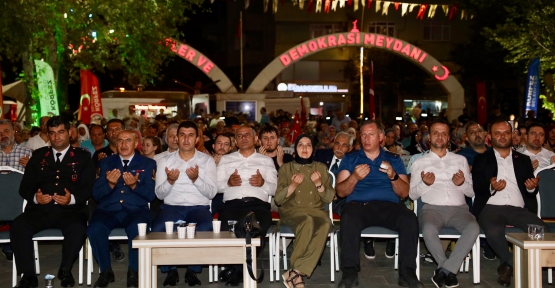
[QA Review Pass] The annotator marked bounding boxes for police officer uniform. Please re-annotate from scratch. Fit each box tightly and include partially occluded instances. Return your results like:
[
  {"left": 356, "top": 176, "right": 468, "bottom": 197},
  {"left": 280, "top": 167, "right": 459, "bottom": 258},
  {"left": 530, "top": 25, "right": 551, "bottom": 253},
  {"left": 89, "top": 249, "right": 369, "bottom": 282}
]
[
  {"left": 11, "top": 145, "right": 95, "bottom": 282},
  {"left": 87, "top": 152, "right": 156, "bottom": 282}
]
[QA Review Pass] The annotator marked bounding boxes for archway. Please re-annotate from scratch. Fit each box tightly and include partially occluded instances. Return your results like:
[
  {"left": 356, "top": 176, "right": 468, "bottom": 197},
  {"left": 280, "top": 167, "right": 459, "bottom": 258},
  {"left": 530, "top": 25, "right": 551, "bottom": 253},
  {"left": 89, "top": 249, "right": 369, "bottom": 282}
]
[
  {"left": 246, "top": 32, "right": 464, "bottom": 120},
  {"left": 164, "top": 39, "right": 238, "bottom": 93}
]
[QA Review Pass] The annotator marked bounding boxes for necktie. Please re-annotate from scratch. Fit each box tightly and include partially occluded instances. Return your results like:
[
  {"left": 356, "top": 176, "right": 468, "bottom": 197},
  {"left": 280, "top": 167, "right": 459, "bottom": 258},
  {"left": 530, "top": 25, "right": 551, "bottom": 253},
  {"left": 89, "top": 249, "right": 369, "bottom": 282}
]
[
  {"left": 331, "top": 160, "right": 339, "bottom": 176},
  {"left": 123, "top": 160, "right": 129, "bottom": 172},
  {"left": 56, "top": 153, "right": 62, "bottom": 165}
]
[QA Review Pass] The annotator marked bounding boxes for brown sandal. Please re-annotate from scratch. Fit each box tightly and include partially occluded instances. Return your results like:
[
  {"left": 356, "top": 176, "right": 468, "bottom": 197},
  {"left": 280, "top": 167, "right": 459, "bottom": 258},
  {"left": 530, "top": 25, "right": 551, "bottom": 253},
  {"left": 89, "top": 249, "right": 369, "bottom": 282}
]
[{"left": 282, "top": 269, "right": 305, "bottom": 288}]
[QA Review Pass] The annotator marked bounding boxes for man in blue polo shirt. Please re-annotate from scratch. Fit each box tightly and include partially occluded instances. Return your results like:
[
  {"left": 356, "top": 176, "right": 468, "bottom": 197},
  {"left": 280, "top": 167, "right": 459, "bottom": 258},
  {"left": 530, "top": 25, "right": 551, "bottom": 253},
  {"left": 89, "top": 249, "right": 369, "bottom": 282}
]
[{"left": 336, "top": 120, "right": 422, "bottom": 288}]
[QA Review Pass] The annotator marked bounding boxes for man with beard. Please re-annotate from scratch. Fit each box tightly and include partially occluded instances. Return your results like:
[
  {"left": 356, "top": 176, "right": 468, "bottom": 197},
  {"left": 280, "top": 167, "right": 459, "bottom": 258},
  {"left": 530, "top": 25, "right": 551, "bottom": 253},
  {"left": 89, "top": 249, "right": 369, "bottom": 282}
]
[
  {"left": 472, "top": 120, "right": 549, "bottom": 287},
  {"left": 216, "top": 126, "right": 277, "bottom": 286},
  {"left": 88, "top": 130, "right": 157, "bottom": 288},
  {"left": 211, "top": 133, "right": 233, "bottom": 216},
  {"left": 12, "top": 116, "right": 95, "bottom": 288},
  {"left": 153, "top": 121, "right": 217, "bottom": 286},
  {"left": 258, "top": 126, "right": 294, "bottom": 170},
  {"left": 456, "top": 122, "right": 489, "bottom": 169},
  {"left": 69, "top": 125, "right": 81, "bottom": 148},
  {"left": 409, "top": 119, "right": 478, "bottom": 288},
  {"left": 521, "top": 122, "right": 555, "bottom": 171},
  {"left": 25, "top": 116, "right": 51, "bottom": 150},
  {"left": 0, "top": 119, "right": 33, "bottom": 261},
  {"left": 154, "top": 123, "right": 179, "bottom": 161}
]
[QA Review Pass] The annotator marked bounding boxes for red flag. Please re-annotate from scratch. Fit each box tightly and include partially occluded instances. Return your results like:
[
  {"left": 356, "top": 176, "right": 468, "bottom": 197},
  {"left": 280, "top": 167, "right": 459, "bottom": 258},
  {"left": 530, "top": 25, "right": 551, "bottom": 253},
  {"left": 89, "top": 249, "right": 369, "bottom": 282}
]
[
  {"left": 237, "top": 21, "right": 241, "bottom": 39},
  {"left": 347, "top": 0, "right": 352, "bottom": 6},
  {"left": 416, "top": 4, "right": 428, "bottom": 20},
  {"left": 367, "top": 0, "right": 372, "bottom": 9},
  {"left": 307, "top": 0, "right": 314, "bottom": 13},
  {"left": 394, "top": 2, "right": 400, "bottom": 10},
  {"left": 79, "top": 70, "right": 103, "bottom": 124},
  {"left": 290, "top": 110, "right": 302, "bottom": 144},
  {"left": 449, "top": 4, "right": 458, "bottom": 20},
  {"left": 369, "top": 61, "right": 376, "bottom": 120},
  {"left": 476, "top": 82, "right": 487, "bottom": 125},
  {"left": 300, "top": 98, "right": 307, "bottom": 127},
  {"left": 0, "top": 64, "right": 3, "bottom": 119}
]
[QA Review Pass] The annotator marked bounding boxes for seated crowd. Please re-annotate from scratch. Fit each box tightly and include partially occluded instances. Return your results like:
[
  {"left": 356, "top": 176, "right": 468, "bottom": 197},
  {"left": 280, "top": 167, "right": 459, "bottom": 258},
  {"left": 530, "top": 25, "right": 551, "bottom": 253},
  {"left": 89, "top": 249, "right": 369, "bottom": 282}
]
[{"left": 0, "top": 106, "right": 553, "bottom": 288}]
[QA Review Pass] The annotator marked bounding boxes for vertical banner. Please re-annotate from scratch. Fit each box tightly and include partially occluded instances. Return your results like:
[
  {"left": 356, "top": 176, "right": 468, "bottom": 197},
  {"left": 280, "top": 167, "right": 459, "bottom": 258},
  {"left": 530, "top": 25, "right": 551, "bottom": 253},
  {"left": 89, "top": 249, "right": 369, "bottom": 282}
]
[
  {"left": 300, "top": 97, "right": 307, "bottom": 127},
  {"left": 34, "top": 60, "right": 60, "bottom": 117},
  {"left": 369, "top": 61, "right": 376, "bottom": 119},
  {"left": 524, "top": 58, "right": 541, "bottom": 116},
  {"left": 79, "top": 70, "right": 103, "bottom": 124},
  {"left": 476, "top": 81, "right": 487, "bottom": 125},
  {"left": 290, "top": 110, "right": 301, "bottom": 144},
  {"left": 0, "top": 64, "right": 4, "bottom": 119}
]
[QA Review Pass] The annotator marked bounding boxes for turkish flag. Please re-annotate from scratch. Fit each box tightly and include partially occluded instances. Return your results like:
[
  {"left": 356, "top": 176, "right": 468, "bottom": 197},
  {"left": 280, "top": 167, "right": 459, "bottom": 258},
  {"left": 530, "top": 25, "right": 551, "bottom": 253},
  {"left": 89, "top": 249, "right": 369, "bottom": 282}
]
[
  {"left": 290, "top": 110, "right": 302, "bottom": 144},
  {"left": 79, "top": 70, "right": 103, "bottom": 124},
  {"left": 476, "top": 81, "right": 487, "bottom": 125}
]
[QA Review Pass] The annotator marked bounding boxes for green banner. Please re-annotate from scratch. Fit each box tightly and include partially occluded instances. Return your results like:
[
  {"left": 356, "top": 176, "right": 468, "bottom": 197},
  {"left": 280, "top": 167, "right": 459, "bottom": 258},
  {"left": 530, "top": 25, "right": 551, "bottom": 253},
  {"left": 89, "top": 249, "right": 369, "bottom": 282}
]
[{"left": 34, "top": 60, "right": 60, "bottom": 116}]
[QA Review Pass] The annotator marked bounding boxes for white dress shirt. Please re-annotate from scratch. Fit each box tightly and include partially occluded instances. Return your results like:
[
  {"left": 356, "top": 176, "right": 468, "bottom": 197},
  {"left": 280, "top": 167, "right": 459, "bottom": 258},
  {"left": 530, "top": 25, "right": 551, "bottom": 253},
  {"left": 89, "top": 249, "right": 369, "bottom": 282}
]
[
  {"left": 155, "top": 150, "right": 217, "bottom": 206},
  {"left": 409, "top": 151, "right": 474, "bottom": 206},
  {"left": 522, "top": 147, "right": 555, "bottom": 170},
  {"left": 153, "top": 149, "right": 176, "bottom": 162},
  {"left": 486, "top": 149, "right": 531, "bottom": 207},
  {"left": 25, "top": 134, "right": 50, "bottom": 151},
  {"left": 216, "top": 150, "right": 277, "bottom": 202}
]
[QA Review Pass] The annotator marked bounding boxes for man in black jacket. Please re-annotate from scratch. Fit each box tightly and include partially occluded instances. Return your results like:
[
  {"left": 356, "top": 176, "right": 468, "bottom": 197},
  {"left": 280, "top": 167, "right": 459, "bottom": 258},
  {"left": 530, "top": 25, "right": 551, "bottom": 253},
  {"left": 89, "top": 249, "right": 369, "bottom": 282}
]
[
  {"left": 11, "top": 116, "right": 95, "bottom": 288},
  {"left": 472, "top": 120, "right": 549, "bottom": 287}
]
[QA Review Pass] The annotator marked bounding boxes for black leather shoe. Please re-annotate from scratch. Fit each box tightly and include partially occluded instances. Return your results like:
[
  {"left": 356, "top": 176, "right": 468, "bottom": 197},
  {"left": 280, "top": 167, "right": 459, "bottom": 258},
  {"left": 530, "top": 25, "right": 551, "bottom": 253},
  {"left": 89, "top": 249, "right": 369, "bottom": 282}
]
[
  {"left": 185, "top": 268, "right": 201, "bottom": 286},
  {"left": 219, "top": 267, "right": 235, "bottom": 282},
  {"left": 497, "top": 264, "right": 513, "bottom": 287},
  {"left": 337, "top": 272, "right": 359, "bottom": 288},
  {"left": 385, "top": 240, "right": 395, "bottom": 258},
  {"left": 127, "top": 269, "right": 139, "bottom": 287},
  {"left": 431, "top": 269, "right": 446, "bottom": 288},
  {"left": 58, "top": 269, "right": 76, "bottom": 287},
  {"left": 94, "top": 267, "right": 115, "bottom": 288},
  {"left": 225, "top": 269, "right": 243, "bottom": 287},
  {"left": 398, "top": 271, "right": 424, "bottom": 288},
  {"left": 16, "top": 273, "right": 38, "bottom": 288},
  {"left": 163, "top": 269, "right": 179, "bottom": 286}
]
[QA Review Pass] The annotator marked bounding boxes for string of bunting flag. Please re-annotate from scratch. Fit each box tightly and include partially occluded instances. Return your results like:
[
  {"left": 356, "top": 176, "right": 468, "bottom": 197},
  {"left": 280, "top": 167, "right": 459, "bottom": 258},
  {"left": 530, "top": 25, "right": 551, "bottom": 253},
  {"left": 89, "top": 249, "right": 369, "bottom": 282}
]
[{"left": 229, "top": 0, "right": 473, "bottom": 18}]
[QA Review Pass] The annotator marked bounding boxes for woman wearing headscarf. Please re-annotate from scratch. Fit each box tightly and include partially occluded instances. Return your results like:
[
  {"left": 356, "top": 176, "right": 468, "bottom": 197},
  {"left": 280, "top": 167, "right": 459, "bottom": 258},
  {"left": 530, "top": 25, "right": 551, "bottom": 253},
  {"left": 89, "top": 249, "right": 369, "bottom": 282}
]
[
  {"left": 405, "top": 130, "right": 424, "bottom": 155},
  {"left": 274, "top": 134, "right": 335, "bottom": 288},
  {"left": 77, "top": 123, "right": 90, "bottom": 142}
]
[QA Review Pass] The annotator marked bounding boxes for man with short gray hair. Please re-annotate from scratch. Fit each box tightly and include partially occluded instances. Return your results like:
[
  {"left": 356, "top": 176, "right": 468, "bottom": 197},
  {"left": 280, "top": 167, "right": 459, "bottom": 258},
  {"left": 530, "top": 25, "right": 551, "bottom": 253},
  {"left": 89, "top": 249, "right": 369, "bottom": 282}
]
[
  {"left": 154, "top": 123, "right": 179, "bottom": 162},
  {"left": 0, "top": 119, "right": 33, "bottom": 172}
]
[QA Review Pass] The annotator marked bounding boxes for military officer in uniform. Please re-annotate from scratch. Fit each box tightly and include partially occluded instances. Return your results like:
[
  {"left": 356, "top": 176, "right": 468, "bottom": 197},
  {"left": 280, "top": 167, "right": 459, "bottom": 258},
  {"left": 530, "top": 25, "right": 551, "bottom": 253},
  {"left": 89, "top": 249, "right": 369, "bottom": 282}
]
[
  {"left": 87, "top": 130, "right": 157, "bottom": 288},
  {"left": 11, "top": 116, "right": 95, "bottom": 288}
]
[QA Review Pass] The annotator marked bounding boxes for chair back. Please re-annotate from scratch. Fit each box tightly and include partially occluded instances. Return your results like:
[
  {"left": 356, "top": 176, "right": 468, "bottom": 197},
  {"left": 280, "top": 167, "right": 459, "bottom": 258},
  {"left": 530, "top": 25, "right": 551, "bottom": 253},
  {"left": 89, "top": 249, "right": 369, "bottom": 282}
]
[
  {"left": 0, "top": 167, "right": 24, "bottom": 221},
  {"left": 282, "top": 147, "right": 294, "bottom": 155},
  {"left": 536, "top": 167, "right": 555, "bottom": 218},
  {"left": 326, "top": 171, "right": 336, "bottom": 221},
  {"left": 415, "top": 197, "right": 423, "bottom": 216}
]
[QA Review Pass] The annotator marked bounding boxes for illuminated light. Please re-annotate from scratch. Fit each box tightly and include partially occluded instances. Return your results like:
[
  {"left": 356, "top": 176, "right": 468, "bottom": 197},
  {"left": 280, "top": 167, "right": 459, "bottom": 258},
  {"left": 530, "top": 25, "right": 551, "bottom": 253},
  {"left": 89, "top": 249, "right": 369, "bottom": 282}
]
[
  {"left": 119, "top": 87, "right": 125, "bottom": 92},
  {"left": 395, "top": 117, "right": 402, "bottom": 121},
  {"left": 109, "top": 30, "right": 114, "bottom": 34},
  {"left": 91, "top": 31, "right": 97, "bottom": 38},
  {"left": 365, "top": 117, "right": 368, "bottom": 120},
  {"left": 220, "top": 116, "right": 225, "bottom": 120},
  {"left": 515, "top": 122, "right": 519, "bottom": 129},
  {"left": 135, "top": 105, "right": 167, "bottom": 111},
  {"left": 421, "top": 113, "right": 428, "bottom": 117},
  {"left": 126, "top": 35, "right": 129, "bottom": 38},
  {"left": 245, "top": 105, "right": 250, "bottom": 110},
  {"left": 337, "top": 89, "right": 349, "bottom": 93},
  {"left": 277, "top": 83, "right": 287, "bottom": 91},
  {"left": 342, "top": 95, "right": 345, "bottom": 97},
  {"left": 510, "top": 114, "right": 515, "bottom": 121},
  {"left": 346, "top": 114, "right": 350, "bottom": 117},
  {"left": 326, "top": 117, "right": 331, "bottom": 120},
  {"left": 64, "top": 13, "right": 67, "bottom": 18},
  {"left": 89, "top": 14, "right": 92, "bottom": 18},
  {"left": 432, "top": 65, "right": 450, "bottom": 81},
  {"left": 319, "top": 102, "right": 324, "bottom": 106}
]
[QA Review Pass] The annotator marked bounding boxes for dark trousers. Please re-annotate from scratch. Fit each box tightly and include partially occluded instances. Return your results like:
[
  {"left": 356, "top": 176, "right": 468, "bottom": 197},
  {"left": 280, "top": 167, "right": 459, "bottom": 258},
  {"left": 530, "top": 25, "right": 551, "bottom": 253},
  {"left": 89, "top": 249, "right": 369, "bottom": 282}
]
[
  {"left": 87, "top": 209, "right": 151, "bottom": 272},
  {"left": 151, "top": 204, "right": 213, "bottom": 273},
  {"left": 218, "top": 198, "right": 272, "bottom": 271},
  {"left": 11, "top": 206, "right": 87, "bottom": 275},
  {"left": 478, "top": 205, "right": 550, "bottom": 266},
  {"left": 340, "top": 201, "right": 419, "bottom": 275}
]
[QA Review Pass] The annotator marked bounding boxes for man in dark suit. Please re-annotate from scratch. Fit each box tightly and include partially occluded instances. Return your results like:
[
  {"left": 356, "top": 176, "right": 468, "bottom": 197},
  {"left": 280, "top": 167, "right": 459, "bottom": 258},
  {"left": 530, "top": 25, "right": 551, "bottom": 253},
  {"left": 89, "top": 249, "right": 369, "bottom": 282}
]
[
  {"left": 473, "top": 120, "right": 549, "bottom": 287},
  {"left": 88, "top": 130, "right": 157, "bottom": 287},
  {"left": 11, "top": 116, "right": 95, "bottom": 288}
]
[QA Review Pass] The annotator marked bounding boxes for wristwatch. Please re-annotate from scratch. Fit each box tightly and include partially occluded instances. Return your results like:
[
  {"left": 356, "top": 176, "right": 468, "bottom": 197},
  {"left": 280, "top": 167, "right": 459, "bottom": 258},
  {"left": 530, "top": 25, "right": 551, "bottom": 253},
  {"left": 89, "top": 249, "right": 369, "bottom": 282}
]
[{"left": 390, "top": 173, "right": 399, "bottom": 181}]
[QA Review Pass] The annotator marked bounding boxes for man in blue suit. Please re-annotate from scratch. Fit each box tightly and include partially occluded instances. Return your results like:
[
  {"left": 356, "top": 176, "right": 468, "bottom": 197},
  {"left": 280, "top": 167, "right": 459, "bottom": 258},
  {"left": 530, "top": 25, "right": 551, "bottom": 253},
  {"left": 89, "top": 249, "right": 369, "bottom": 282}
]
[{"left": 88, "top": 130, "right": 157, "bottom": 287}]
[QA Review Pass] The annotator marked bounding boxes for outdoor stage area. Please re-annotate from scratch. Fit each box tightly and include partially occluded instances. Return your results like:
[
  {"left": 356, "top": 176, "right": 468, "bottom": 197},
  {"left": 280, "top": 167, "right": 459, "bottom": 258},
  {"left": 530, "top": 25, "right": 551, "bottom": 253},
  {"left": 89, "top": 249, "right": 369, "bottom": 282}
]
[{"left": 0, "top": 239, "right": 550, "bottom": 287}]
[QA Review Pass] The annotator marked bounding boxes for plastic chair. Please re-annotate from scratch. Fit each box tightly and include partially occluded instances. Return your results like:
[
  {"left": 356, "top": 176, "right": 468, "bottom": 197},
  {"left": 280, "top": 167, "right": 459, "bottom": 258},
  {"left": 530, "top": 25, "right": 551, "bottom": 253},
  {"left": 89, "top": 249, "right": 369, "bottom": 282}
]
[
  {"left": 282, "top": 147, "right": 295, "bottom": 155},
  {"left": 414, "top": 198, "right": 480, "bottom": 284},
  {"left": 86, "top": 228, "right": 128, "bottom": 285}
]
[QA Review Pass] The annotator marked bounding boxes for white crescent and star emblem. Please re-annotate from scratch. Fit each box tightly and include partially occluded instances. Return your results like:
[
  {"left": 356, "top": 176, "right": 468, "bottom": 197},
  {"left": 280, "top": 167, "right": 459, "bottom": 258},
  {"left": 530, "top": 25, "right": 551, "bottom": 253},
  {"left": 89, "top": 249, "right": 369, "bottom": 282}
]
[{"left": 432, "top": 65, "right": 450, "bottom": 81}]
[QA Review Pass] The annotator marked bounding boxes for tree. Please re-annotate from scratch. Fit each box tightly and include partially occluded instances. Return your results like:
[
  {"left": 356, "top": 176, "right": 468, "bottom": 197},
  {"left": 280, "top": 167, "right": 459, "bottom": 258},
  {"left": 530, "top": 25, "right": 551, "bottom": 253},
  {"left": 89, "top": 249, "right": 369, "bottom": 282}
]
[
  {"left": 0, "top": 0, "right": 203, "bottom": 122},
  {"left": 461, "top": 0, "right": 555, "bottom": 114}
]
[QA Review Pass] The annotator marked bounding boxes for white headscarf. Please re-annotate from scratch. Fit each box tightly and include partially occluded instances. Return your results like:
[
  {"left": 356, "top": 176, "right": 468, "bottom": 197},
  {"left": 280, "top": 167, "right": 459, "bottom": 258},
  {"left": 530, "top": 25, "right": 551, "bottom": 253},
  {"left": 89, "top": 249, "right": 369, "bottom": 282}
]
[{"left": 77, "top": 124, "right": 90, "bottom": 142}]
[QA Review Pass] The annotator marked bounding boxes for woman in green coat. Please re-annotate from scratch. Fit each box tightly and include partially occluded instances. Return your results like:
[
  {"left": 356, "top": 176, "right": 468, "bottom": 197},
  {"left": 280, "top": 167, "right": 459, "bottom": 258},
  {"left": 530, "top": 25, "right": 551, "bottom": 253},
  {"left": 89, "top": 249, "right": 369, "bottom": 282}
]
[{"left": 275, "top": 134, "right": 335, "bottom": 288}]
